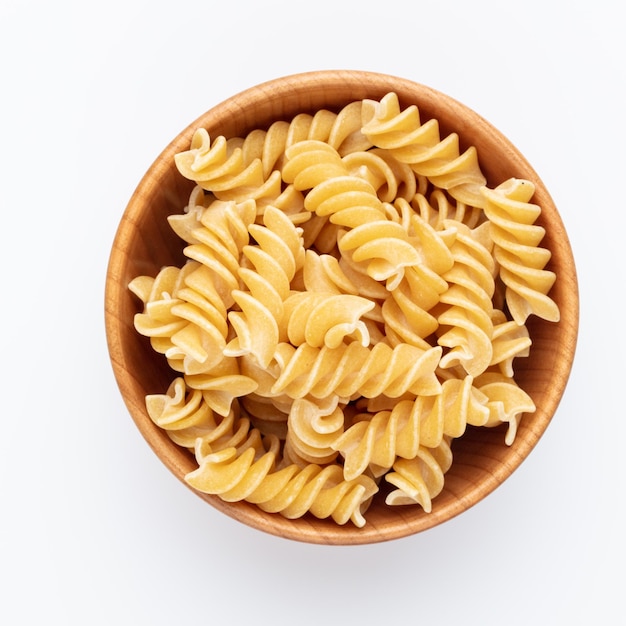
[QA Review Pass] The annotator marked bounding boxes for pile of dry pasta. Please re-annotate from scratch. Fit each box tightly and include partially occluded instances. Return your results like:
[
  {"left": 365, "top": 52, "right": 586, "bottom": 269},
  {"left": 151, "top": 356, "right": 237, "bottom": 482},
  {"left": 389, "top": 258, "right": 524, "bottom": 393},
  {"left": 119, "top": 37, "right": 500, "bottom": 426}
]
[{"left": 129, "top": 92, "right": 560, "bottom": 527}]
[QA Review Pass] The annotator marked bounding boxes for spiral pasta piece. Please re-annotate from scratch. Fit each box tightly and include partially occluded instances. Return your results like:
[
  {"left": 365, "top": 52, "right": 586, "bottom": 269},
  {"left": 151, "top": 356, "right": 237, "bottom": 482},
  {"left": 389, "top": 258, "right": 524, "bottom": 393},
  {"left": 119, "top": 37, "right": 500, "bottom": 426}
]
[
  {"left": 183, "top": 355, "right": 259, "bottom": 417},
  {"left": 284, "top": 141, "right": 426, "bottom": 290},
  {"left": 130, "top": 261, "right": 230, "bottom": 374},
  {"left": 416, "top": 375, "right": 491, "bottom": 447},
  {"left": 331, "top": 402, "right": 420, "bottom": 481},
  {"left": 379, "top": 206, "right": 456, "bottom": 348},
  {"left": 361, "top": 92, "right": 487, "bottom": 207},
  {"left": 481, "top": 178, "right": 560, "bottom": 325},
  {"left": 332, "top": 375, "right": 488, "bottom": 480},
  {"left": 231, "top": 100, "right": 369, "bottom": 178},
  {"left": 489, "top": 309, "right": 532, "bottom": 377},
  {"left": 284, "top": 396, "right": 344, "bottom": 466},
  {"left": 296, "top": 147, "right": 457, "bottom": 296},
  {"left": 384, "top": 438, "right": 453, "bottom": 511},
  {"left": 145, "top": 377, "right": 245, "bottom": 450},
  {"left": 475, "top": 371, "right": 536, "bottom": 445},
  {"left": 224, "top": 206, "right": 305, "bottom": 368},
  {"left": 186, "top": 430, "right": 378, "bottom": 527},
  {"left": 436, "top": 220, "right": 496, "bottom": 377},
  {"left": 182, "top": 198, "right": 257, "bottom": 310},
  {"left": 271, "top": 340, "right": 442, "bottom": 401},
  {"left": 256, "top": 463, "right": 377, "bottom": 527},
  {"left": 174, "top": 98, "right": 369, "bottom": 205},
  {"left": 173, "top": 129, "right": 270, "bottom": 200},
  {"left": 284, "top": 291, "right": 376, "bottom": 349}
]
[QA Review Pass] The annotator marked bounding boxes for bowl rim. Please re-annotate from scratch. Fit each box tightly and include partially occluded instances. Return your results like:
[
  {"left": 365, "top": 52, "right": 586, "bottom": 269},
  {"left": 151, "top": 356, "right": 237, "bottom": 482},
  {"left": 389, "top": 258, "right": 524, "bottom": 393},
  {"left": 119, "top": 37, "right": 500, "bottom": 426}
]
[{"left": 105, "top": 69, "right": 579, "bottom": 545}]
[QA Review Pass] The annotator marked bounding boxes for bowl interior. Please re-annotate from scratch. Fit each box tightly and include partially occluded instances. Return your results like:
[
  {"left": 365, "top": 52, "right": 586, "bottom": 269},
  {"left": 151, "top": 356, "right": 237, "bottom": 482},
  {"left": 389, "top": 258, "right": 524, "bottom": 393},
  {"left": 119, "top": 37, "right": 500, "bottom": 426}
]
[{"left": 105, "top": 70, "right": 579, "bottom": 545}]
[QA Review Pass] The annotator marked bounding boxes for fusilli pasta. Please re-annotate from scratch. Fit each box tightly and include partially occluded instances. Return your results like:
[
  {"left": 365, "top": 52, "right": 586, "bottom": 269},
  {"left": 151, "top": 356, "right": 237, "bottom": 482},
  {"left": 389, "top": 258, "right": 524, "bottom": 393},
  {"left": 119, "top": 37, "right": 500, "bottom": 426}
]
[
  {"left": 481, "top": 178, "right": 560, "bottom": 325},
  {"left": 129, "top": 92, "right": 560, "bottom": 525}
]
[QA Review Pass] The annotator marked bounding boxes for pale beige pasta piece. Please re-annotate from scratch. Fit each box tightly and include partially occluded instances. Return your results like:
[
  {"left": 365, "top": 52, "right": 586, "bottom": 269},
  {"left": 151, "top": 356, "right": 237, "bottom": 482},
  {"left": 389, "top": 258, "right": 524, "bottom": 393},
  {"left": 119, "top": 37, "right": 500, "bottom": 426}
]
[
  {"left": 283, "top": 291, "right": 376, "bottom": 349},
  {"left": 333, "top": 375, "right": 489, "bottom": 475},
  {"left": 271, "top": 341, "right": 442, "bottom": 401},
  {"left": 419, "top": 376, "right": 490, "bottom": 447},
  {"left": 481, "top": 178, "right": 560, "bottom": 325},
  {"left": 174, "top": 100, "right": 368, "bottom": 206},
  {"left": 330, "top": 403, "right": 417, "bottom": 481},
  {"left": 182, "top": 198, "right": 258, "bottom": 311},
  {"left": 281, "top": 139, "right": 350, "bottom": 190},
  {"left": 304, "top": 173, "right": 385, "bottom": 223},
  {"left": 339, "top": 218, "right": 425, "bottom": 291},
  {"left": 256, "top": 463, "right": 378, "bottom": 527},
  {"left": 183, "top": 356, "right": 258, "bottom": 417},
  {"left": 474, "top": 371, "right": 536, "bottom": 445},
  {"left": 175, "top": 130, "right": 279, "bottom": 206},
  {"left": 384, "top": 437, "right": 453, "bottom": 511},
  {"left": 379, "top": 207, "right": 455, "bottom": 349},
  {"left": 187, "top": 428, "right": 280, "bottom": 498},
  {"left": 145, "top": 377, "right": 243, "bottom": 451},
  {"left": 284, "top": 141, "right": 426, "bottom": 289},
  {"left": 436, "top": 220, "right": 496, "bottom": 377},
  {"left": 224, "top": 206, "right": 305, "bottom": 368},
  {"left": 174, "top": 129, "right": 269, "bottom": 200},
  {"left": 186, "top": 431, "right": 378, "bottom": 527},
  {"left": 130, "top": 261, "right": 230, "bottom": 375},
  {"left": 284, "top": 396, "right": 344, "bottom": 466},
  {"left": 128, "top": 266, "right": 186, "bottom": 354},
  {"left": 361, "top": 92, "right": 487, "bottom": 207},
  {"left": 234, "top": 101, "right": 369, "bottom": 176},
  {"left": 489, "top": 309, "right": 532, "bottom": 377}
]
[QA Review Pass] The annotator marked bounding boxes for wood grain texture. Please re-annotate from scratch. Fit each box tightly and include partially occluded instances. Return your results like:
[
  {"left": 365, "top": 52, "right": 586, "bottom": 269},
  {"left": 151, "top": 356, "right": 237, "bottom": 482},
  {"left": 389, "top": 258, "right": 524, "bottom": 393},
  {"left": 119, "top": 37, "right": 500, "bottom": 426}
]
[{"left": 104, "top": 70, "right": 579, "bottom": 545}]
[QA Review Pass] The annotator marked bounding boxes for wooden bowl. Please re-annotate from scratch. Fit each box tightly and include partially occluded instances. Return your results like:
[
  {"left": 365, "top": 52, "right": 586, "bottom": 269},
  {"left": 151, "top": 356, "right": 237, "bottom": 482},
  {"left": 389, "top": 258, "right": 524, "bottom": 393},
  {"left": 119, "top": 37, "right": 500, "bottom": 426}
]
[{"left": 105, "top": 70, "right": 579, "bottom": 545}]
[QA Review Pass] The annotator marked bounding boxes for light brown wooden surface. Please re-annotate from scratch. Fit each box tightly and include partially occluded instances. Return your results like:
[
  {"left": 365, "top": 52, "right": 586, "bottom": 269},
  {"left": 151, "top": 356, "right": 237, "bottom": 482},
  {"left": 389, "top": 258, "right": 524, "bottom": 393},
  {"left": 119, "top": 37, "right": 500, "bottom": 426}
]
[{"left": 104, "top": 70, "right": 579, "bottom": 545}]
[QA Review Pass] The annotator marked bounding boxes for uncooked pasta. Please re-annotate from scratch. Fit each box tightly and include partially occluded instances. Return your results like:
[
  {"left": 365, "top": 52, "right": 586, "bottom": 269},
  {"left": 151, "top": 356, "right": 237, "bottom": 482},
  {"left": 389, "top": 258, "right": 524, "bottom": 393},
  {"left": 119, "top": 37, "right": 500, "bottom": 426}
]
[{"left": 129, "top": 92, "right": 560, "bottom": 527}]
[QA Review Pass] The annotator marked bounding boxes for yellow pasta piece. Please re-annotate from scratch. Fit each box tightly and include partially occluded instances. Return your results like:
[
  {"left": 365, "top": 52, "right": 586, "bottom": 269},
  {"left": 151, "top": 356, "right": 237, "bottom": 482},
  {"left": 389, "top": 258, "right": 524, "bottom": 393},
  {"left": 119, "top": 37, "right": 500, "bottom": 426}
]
[
  {"left": 146, "top": 377, "right": 243, "bottom": 451},
  {"left": 271, "top": 341, "right": 442, "bottom": 400},
  {"left": 361, "top": 92, "right": 487, "bottom": 207},
  {"left": 186, "top": 432, "right": 378, "bottom": 527},
  {"left": 331, "top": 375, "right": 489, "bottom": 483},
  {"left": 481, "top": 178, "right": 559, "bottom": 325},
  {"left": 284, "top": 396, "right": 344, "bottom": 465},
  {"left": 489, "top": 309, "right": 532, "bottom": 377},
  {"left": 284, "top": 291, "right": 375, "bottom": 349},
  {"left": 384, "top": 438, "right": 454, "bottom": 511},
  {"left": 475, "top": 371, "right": 536, "bottom": 445},
  {"left": 436, "top": 221, "right": 496, "bottom": 377},
  {"left": 223, "top": 206, "right": 306, "bottom": 368}
]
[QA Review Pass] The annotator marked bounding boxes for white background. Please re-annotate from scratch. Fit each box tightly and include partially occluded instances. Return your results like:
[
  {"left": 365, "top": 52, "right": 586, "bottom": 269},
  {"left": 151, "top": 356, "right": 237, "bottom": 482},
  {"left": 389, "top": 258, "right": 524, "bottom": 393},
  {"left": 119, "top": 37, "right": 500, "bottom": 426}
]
[{"left": 2, "top": 1, "right": 622, "bottom": 624}]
